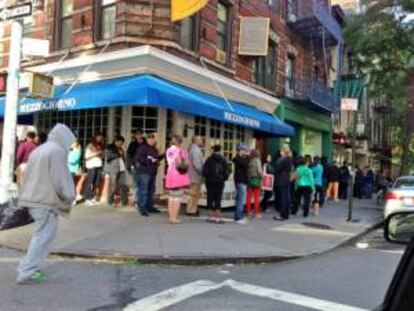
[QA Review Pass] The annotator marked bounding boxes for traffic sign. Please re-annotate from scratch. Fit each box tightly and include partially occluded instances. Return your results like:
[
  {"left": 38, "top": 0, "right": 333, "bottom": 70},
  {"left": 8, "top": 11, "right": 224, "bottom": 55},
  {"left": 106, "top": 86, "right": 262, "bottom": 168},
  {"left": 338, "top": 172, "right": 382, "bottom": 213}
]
[
  {"left": 0, "top": 2, "right": 32, "bottom": 21},
  {"left": 341, "top": 98, "right": 358, "bottom": 111}
]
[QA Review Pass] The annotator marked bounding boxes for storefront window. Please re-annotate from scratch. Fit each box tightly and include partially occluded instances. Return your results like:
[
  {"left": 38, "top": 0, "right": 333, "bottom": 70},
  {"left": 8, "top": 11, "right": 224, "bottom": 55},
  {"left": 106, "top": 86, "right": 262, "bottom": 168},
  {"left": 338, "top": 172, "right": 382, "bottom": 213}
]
[
  {"left": 209, "top": 120, "right": 222, "bottom": 149},
  {"left": 235, "top": 125, "right": 246, "bottom": 142},
  {"left": 36, "top": 108, "right": 110, "bottom": 147},
  {"left": 223, "top": 123, "right": 234, "bottom": 160},
  {"left": 114, "top": 107, "right": 122, "bottom": 136},
  {"left": 196, "top": 116, "right": 246, "bottom": 158},
  {"left": 195, "top": 116, "right": 207, "bottom": 137},
  {"left": 131, "top": 106, "right": 158, "bottom": 137}
]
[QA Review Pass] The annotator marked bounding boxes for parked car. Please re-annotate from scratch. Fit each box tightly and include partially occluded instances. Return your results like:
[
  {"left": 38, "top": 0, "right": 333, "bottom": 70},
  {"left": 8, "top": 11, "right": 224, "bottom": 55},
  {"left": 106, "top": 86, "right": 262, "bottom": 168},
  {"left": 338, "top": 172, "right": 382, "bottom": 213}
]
[
  {"left": 380, "top": 209, "right": 414, "bottom": 310},
  {"left": 383, "top": 176, "right": 414, "bottom": 219}
]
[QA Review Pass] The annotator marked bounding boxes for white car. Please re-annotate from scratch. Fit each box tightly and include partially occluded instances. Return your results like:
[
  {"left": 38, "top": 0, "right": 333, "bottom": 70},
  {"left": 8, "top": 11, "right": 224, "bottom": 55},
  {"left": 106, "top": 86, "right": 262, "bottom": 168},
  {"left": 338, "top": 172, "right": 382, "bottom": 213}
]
[{"left": 384, "top": 176, "right": 414, "bottom": 219}]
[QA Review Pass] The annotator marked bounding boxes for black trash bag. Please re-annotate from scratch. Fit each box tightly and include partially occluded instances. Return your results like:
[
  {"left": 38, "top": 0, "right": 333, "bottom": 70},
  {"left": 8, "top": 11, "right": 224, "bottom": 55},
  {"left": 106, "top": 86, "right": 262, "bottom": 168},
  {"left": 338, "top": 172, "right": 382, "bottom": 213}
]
[{"left": 0, "top": 205, "right": 34, "bottom": 231}]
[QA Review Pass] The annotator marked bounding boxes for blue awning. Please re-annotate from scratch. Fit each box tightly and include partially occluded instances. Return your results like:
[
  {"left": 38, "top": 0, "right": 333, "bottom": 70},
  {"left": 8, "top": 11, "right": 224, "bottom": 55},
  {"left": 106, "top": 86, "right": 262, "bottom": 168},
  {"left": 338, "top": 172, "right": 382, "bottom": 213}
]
[{"left": 0, "top": 74, "right": 294, "bottom": 136}]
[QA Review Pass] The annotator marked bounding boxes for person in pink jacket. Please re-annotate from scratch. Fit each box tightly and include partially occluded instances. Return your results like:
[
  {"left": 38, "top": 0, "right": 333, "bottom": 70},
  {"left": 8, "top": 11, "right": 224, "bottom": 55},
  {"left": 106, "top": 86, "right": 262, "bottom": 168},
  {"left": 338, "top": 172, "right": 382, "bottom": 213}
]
[{"left": 165, "top": 135, "right": 190, "bottom": 224}]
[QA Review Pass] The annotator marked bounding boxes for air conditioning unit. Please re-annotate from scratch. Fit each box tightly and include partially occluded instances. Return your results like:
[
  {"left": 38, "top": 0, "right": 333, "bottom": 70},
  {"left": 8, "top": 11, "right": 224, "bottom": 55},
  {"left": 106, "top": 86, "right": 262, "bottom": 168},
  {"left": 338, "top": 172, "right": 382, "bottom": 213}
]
[
  {"left": 216, "top": 49, "right": 227, "bottom": 64},
  {"left": 288, "top": 13, "right": 297, "bottom": 23}
]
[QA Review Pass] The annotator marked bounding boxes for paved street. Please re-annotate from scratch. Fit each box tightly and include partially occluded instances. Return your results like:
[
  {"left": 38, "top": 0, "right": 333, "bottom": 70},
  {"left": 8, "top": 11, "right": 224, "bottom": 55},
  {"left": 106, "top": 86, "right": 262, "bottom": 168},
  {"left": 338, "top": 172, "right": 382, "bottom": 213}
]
[
  {"left": 0, "top": 229, "right": 404, "bottom": 311},
  {"left": 0, "top": 199, "right": 382, "bottom": 263}
]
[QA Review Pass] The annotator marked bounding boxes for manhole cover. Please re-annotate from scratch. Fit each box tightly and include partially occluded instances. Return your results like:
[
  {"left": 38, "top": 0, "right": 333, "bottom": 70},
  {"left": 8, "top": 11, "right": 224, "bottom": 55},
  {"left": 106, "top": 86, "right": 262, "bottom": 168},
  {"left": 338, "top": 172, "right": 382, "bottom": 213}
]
[{"left": 301, "top": 222, "right": 332, "bottom": 230}]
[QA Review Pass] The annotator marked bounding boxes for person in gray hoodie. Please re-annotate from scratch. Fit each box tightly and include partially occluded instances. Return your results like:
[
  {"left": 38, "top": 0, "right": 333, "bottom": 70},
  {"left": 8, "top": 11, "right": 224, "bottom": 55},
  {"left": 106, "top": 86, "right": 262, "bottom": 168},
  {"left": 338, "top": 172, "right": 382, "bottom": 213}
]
[
  {"left": 16, "top": 123, "right": 76, "bottom": 285},
  {"left": 186, "top": 136, "right": 204, "bottom": 216}
]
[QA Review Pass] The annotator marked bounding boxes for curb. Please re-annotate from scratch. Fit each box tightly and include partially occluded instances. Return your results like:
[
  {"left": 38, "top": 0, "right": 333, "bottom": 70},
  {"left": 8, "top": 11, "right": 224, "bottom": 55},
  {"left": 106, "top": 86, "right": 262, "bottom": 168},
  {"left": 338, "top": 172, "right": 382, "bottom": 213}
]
[{"left": 0, "top": 220, "right": 384, "bottom": 266}]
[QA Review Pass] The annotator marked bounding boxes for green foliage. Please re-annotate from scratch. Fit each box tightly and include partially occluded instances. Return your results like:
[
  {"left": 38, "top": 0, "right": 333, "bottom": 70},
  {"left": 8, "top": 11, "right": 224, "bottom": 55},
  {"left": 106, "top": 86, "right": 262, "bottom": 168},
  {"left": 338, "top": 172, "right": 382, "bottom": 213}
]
[
  {"left": 126, "top": 257, "right": 140, "bottom": 266},
  {"left": 344, "top": 0, "right": 414, "bottom": 173}
]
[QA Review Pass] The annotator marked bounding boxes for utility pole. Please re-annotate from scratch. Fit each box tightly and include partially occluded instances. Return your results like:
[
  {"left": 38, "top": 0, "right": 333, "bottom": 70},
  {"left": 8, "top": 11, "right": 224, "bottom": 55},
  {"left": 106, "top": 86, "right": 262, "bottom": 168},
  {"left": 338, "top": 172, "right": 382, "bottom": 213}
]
[
  {"left": 347, "top": 110, "right": 357, "bottom": 221},
  {"left": 0, "top": 19, "right": 23, "bottom": 204}
]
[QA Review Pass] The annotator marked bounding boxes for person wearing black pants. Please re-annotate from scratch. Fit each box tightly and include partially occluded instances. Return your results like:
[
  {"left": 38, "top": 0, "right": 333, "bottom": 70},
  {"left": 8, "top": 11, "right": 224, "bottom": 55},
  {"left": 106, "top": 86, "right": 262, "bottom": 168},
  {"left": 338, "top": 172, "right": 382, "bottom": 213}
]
[
  {"left": 292, "top": 155, "right": 315, "bottom": 218},
  {"left": 206, "top": 183, "right": 224, "bottom": 216},
  {"left": 273, "top": 145, "right": 293, "bottom": 221},
  {"left": 203, "top": 145, "right": 230, "bottom": 223},
  {"left": 292, "top": 186, "right": 313, "bottom": 217}
]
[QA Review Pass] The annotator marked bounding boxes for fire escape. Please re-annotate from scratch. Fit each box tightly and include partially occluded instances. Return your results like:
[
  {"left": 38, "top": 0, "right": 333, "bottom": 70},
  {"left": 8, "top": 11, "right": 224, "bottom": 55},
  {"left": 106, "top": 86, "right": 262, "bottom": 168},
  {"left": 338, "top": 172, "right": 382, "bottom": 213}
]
[{"left": 286, "top": 0, "right": 342, "bottom": 112}]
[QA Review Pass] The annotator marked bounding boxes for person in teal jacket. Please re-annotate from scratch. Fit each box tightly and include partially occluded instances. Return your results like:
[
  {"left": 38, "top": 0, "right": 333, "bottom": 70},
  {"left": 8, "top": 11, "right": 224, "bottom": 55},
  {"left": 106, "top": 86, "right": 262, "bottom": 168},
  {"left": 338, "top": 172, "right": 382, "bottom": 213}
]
[
  {"left": 68, "top": 140, "right": 82, "bottom": 180},
  {"left": 292, "top": 155, "right": 315, "bottom": 217}
]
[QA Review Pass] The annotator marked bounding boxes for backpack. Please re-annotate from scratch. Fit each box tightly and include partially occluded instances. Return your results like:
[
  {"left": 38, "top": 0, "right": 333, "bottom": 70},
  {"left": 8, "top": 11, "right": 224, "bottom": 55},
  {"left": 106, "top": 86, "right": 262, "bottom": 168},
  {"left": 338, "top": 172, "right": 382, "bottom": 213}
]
[{"left": 203, "top": 155, "right": 228, "bottom": 184}]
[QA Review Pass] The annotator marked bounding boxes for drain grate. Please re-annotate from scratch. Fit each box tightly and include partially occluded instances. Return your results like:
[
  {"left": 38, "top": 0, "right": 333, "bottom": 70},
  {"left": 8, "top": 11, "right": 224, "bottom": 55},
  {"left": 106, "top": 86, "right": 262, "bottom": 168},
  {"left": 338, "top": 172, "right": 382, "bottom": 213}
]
[{"left": 301, "top": 222, "right": 333, "bottom": 230}]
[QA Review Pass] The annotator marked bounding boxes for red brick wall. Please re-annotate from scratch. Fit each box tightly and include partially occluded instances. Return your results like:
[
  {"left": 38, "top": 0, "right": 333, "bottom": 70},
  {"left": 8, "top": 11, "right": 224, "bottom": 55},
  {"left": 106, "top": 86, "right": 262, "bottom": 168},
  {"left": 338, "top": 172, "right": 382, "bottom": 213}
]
[{"left": 0, "top": 0, "right": 331, "bottom": 99}]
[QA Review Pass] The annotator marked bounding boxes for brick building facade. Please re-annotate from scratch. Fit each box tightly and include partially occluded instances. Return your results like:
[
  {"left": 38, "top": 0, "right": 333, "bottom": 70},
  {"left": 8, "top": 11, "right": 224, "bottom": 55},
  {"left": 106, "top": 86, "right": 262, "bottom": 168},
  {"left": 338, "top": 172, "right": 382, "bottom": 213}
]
[
  {"left": 0, "top": 0, "right": 342, "bottom": 199},
  {"left": 1, "top": 1, "right": 330, "bottom": 101}
]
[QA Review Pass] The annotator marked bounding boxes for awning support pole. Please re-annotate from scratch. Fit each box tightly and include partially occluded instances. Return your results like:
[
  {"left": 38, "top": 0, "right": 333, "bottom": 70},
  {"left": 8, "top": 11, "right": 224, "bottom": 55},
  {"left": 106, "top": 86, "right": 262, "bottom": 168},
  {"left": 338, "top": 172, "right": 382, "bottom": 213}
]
[{"left": 200, "top": 58, "right": 234, "bottom": 112}]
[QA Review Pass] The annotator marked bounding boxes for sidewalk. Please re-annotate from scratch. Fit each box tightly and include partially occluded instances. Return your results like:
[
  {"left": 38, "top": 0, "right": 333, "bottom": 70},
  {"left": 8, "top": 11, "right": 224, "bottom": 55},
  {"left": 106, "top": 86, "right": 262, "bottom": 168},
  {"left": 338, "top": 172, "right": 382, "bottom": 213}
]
[{"left": 0, "top": 199, "right": 383, "bottom": 264}]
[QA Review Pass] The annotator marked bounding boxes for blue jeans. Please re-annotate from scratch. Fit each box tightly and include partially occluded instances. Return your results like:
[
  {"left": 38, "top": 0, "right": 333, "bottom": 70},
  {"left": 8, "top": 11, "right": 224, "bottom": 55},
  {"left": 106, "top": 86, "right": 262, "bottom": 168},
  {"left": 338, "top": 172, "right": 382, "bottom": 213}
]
[
  {"left": 135, "top": 173, "right": 156, "bottom": 214},
  {"left": 130, "top": 168, "right": 138, "bottom": 204},
  {"left": 234, "top": 183, "right": 247, "bottom": 221}
]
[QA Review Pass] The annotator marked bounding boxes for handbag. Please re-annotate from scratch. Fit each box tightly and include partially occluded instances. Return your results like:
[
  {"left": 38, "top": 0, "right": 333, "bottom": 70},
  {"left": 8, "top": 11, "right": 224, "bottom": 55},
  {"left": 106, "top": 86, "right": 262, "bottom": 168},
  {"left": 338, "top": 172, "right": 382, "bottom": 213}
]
[
  {"left": 249, "top": 176, "right": 262, "bottom": 188},
  {"left": 262, "top": 173, "right": 274, "bottom": 191},
  {"left": 176, "top": 150, "right": 189, "bottom": 174}
]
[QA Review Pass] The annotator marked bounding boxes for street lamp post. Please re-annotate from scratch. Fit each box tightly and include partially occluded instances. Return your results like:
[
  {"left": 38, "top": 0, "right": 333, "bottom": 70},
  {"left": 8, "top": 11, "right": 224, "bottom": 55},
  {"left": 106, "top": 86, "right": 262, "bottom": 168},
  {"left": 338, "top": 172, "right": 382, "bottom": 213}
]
[
  {"left": 348, "top": 110, "right": 357, "bottom": 222},
  {"left": 0, "top": 20, "right": 23, "bottom": 204}
]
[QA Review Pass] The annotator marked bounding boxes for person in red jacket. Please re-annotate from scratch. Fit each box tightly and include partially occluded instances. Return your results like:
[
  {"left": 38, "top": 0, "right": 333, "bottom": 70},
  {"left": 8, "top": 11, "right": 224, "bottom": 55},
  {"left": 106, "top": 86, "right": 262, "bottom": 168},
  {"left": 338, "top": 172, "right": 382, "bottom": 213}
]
[{"left": 16, "top": 131, "right": 37, "bottom": 166}]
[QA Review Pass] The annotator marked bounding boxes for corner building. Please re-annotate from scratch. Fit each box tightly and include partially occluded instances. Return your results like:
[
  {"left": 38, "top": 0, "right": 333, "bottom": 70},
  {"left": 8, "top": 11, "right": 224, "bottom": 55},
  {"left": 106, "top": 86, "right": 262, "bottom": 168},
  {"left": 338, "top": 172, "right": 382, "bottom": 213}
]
[{"left": 0, "top": 0, "right": 343, "bottom": 194}]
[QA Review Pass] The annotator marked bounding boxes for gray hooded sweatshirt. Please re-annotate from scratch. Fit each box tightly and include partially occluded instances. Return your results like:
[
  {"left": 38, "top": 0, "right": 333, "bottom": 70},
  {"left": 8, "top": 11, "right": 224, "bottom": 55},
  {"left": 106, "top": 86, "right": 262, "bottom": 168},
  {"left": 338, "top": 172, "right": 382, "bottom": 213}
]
[{"left": 19, "top": 124, "right": 76, "bottom": 216}]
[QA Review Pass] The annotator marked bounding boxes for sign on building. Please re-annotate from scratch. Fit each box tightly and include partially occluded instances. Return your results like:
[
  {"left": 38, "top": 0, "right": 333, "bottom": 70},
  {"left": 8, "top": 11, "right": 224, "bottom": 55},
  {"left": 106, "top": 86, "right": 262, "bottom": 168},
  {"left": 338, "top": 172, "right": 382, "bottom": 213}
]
[
  {"left": 0, "top": 2, "right": 32, "bottom": 21},
  {"left": 22, "top": 38, "right": 50, "bottom": 57},
  {"left": 238, "top": 17, "right": 270, "bottom": 56},
  {"left": 28, "top": 73, "right": 54, "bottom": 98},
  {"left": 341, "top": 98, "right": 358, "bottom": 111}
]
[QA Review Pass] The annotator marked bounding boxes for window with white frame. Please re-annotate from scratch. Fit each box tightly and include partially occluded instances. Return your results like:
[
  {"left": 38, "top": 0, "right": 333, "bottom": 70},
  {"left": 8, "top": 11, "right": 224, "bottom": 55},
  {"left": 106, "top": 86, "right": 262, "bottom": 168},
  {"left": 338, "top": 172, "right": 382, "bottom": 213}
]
[
  {"left": 180, "top": 15, "right": 199, "bottom": 51},
  {"left": 223, "top": 123, "right": 235, "bottom": 160},
  {"left": 285, "top": 54, "right": 295, "bottom": 97},
  {"left": 114, "top": 107, "right": 122, "bottom": 137},
  {"left": 194, "top": 116, "right": 207, "bottom": 137},
  {"left": 209, "top": 120, "right": 222, "bottom": 148},
  {"left": 36, "top": 108, "right": 110, "bottom": 147},
  {"left": 58, "top": 0, "right": 73, "bottom": 49},
  {"left": 101, "top": 0, "right": 116, "bottom": 40},
  {"left": 130, "top": 106, "right": 158, "bottom": 138},
  {"left": 195, "top": 117, "right": 246, "bottom": 158}
]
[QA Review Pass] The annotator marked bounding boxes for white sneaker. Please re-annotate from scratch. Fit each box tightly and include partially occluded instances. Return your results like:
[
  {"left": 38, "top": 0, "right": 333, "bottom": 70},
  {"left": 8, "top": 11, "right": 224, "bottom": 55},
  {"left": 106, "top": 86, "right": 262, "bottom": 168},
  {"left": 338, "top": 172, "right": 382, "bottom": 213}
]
[
  {"left": 85, "top": 200, "right": 97, "bottom": 206},
  {"left": 235, "top": 219, "right": 247, "bottom": 225}
]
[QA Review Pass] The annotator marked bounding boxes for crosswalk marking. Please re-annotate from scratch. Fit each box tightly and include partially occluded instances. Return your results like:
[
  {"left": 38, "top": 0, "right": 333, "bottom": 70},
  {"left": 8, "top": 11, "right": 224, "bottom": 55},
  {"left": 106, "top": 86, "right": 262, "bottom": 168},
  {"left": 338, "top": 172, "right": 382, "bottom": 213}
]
[
  {"left": 123, "top": 279, "right": 369, "bottom": 311},
  {"left": 123, "top": 280, "right": 222, "bottom": 311}
]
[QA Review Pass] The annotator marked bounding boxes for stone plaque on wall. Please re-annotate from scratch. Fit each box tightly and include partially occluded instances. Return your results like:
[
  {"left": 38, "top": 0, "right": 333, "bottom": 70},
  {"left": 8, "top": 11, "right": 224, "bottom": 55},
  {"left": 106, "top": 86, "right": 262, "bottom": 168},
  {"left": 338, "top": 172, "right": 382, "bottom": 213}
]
[{"left": 238, "top": 17, "right": 270, "bottom": 56}]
